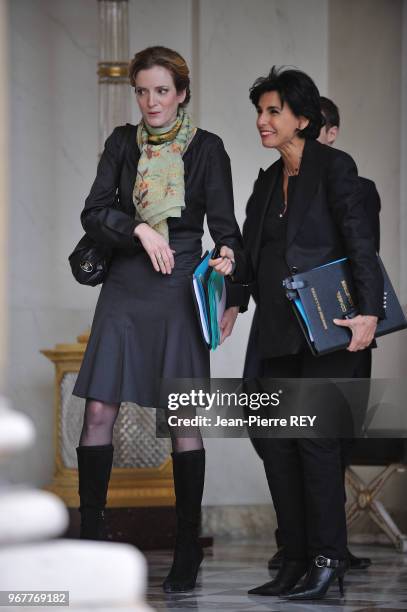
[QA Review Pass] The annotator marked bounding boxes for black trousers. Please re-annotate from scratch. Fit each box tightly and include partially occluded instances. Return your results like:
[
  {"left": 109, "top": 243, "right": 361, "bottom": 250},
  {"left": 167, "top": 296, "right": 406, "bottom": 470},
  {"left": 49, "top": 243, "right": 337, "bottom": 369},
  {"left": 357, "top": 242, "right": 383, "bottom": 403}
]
[
  {"left": 249, "top": 349, "right": 371, "bottom": 561},
  {"left": 341, "top": 349, "right": 371, "bottom": 474}
]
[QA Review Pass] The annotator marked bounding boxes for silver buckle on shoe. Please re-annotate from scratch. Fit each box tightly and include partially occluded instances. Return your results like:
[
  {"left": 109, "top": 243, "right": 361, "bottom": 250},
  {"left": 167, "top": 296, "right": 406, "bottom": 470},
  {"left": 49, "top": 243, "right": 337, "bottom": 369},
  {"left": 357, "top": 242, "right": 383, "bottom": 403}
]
[
  {"left": 315, "top": 555, "right": 328, "bottom": 568},
  {"left": 314, "top": 555, "right": 339, "bottom": 568}
]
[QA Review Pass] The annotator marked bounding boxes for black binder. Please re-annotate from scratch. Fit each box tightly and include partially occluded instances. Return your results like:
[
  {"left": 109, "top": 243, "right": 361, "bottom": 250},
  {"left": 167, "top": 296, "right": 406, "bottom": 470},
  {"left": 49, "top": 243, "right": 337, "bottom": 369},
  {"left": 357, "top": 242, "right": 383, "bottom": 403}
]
[{"left": 283, "top": 256, "right": 407, "bottom": 356}]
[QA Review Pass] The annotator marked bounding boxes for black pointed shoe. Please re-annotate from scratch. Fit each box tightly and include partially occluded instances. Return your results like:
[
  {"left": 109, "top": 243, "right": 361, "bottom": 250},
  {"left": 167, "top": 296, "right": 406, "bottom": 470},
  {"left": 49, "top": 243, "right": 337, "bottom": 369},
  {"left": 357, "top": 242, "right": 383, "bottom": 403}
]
[
  {"left": 268, "top": 546, "right": 285, "bottom": 570},
  {"left": 268, "top": 528, "right": 284, "bottom": 569},
  {"left": 248, "top": 560, "right": 307, "bottom": 596},
  {"left": 163, "top": 533, "right": 204, "bottom": 593},
  {"left": 283, "top": 555, "right": 347, "bottom": 601}
]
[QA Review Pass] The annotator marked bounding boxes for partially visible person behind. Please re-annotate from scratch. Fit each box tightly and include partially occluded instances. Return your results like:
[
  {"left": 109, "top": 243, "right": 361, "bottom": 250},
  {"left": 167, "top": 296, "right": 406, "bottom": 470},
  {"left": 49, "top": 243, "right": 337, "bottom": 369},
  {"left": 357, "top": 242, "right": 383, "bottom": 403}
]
[{"left": 318, "top": 96, "right": 381, "bottom": 252}]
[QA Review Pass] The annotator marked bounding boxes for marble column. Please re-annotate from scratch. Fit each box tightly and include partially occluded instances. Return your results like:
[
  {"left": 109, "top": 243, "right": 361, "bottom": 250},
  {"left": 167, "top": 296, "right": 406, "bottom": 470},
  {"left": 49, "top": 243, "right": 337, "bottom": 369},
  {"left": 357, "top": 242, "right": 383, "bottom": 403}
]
[
  {"left": 0, "top": 0, "right": 9, "bottom": 390},
  {"left": 98, "top": 0, "right": 130, "bottom": 153}
]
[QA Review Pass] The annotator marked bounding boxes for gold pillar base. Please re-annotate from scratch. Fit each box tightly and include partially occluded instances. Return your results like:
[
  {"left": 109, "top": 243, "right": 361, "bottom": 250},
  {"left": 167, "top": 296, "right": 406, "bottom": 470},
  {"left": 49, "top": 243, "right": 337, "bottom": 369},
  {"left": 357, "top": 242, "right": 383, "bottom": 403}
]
[{"left": 45, "top": 464, "right": 175, "bottom": 508}]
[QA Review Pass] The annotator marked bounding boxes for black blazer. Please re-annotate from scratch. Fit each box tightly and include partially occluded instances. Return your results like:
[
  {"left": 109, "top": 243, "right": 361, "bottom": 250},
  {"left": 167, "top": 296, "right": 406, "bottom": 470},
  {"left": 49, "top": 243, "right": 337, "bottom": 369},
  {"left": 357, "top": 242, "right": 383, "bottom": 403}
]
[
  {"left": 360, "top": 176, "right": 381, "bottom": 253},
  {"left": 80, "top": 124, "right": 248, "bottom": 307},
  {"left": 243, "top": 139, "right": 384, "bottom": 318}
]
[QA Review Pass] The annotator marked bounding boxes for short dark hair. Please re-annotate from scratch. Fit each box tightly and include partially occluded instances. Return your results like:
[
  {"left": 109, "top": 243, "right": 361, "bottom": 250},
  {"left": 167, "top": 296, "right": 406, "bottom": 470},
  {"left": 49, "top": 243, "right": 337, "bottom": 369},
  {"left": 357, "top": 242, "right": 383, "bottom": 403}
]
[
  {"left": 319, "top": 96, "right": 340, "bottom": 129},
  {"left": 249, "top": 66, "right": 323, "bottom": 139},
  {"left": 129, "top": 46, "right": 191, "bottom": 107}
]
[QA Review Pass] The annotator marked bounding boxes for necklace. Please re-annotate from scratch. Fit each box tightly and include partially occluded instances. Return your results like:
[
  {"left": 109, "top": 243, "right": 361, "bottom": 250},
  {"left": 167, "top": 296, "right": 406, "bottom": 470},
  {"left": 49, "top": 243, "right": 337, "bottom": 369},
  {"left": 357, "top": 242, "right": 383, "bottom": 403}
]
[
  {"left": 279, "top": 200, "right": 288, "bottom": 218},
  {"left": 280, "top": 151, "right": 302, "bottom": 216},
  {"left": 283, "top": 151, "right": 302, "bottom": 177},
  {"left": 283, "top": 163, "right": 301, "bottom": 176}
]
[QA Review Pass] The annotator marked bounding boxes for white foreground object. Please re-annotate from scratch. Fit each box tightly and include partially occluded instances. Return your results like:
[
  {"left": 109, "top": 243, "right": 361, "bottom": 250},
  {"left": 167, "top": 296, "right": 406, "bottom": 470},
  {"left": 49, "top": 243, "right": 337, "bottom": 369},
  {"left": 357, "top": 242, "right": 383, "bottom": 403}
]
[
  {"left": 0, "top": 398, "right": 35, "bottom": 454},
  {"left": 0, "top": 488, "right": 69, "bottom": 545},
  {"left": 0, "top": 540, "right": 152, "bottom": 610}
]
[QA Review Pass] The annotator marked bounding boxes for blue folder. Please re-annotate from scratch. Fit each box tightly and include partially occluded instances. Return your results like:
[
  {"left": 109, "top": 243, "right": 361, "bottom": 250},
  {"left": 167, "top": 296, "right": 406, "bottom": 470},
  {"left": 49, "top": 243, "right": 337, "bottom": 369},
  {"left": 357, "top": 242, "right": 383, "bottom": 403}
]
[{"left": 191, "top": 250, "right": 226, "bottom": 350}]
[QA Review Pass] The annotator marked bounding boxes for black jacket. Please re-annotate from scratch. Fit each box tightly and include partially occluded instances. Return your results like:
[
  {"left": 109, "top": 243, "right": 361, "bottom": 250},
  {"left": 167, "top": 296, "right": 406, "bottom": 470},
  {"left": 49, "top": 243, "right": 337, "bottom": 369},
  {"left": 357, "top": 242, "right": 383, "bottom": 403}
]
[
  {"left": 81, "top": 124, "right": 248, "bottom": 308},
  {"left": 359, "top": 176, "right": 381, "bottom": 252},
  {"left": 243, "top": 138, "right": 384, "bottom": 318}
]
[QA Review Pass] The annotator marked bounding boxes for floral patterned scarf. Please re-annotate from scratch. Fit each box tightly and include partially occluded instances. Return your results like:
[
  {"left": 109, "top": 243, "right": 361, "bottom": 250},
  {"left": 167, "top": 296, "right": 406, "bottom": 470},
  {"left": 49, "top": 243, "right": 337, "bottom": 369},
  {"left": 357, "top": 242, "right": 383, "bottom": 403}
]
[{"left": 133, "top": 108, "right": 197, "bottom": 241}]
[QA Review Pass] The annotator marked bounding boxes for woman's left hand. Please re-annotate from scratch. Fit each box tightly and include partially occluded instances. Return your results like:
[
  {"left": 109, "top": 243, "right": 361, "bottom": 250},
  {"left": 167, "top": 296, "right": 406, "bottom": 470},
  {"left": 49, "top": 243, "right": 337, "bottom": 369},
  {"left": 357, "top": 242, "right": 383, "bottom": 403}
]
[
  {"left": 333, "top": 314, "right": 378, "bottom": 351},
  {"left": 220, "top": 306, "right": 239, "bottom": 344},
  {"left": 209, "top": 246, "right": 235, "bottom": 276}
]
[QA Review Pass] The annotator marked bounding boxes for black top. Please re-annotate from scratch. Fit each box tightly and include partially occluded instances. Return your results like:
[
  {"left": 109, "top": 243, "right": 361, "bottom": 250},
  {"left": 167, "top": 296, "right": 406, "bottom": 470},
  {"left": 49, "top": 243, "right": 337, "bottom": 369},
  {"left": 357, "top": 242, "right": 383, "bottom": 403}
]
[
  {"left": 81, "top": 126, "right": 243, "bottom": 253},
  {"left": 243, "top": 140, "right": 384, "bottom": 319},
  {"left": 80, "top": 124, "right": 248, "bottom": 308},
  {"left": 257, "top": 171, "right": 306, "bottom": 358},
  {"left": 243, "top": 140, "right": 384, "bottom": 378},
  {"left": 359, "top": 176, "right": 381, "bottom": 252}
]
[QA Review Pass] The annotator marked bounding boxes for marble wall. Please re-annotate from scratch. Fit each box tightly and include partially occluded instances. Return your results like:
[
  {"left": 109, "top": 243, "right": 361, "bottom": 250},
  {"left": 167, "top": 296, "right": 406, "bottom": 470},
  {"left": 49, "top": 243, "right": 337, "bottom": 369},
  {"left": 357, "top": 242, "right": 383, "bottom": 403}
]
[
  {"left": 0, "top": 0, "right": 8, "bottom": 388},
  {"left": 402, "top": 0, "right": 407, "bottom": 304},
  {"left": 6, "top": 0, "right": 99, "bottom": 484},
  {"left": 5, "top": 0, "right": 407, "bottom": 525}
]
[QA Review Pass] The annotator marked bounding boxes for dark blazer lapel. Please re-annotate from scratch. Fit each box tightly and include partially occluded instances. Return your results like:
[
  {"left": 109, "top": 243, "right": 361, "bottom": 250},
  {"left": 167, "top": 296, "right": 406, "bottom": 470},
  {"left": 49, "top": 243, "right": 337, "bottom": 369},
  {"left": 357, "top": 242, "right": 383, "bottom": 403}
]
[
  {"left": 125, "top": 124, "right": 141, "bottom": 186},
  {"left": 286, "top": 139, "right": 322, "bottom": 248},
  {"left": 247, "top": 158, "right": 282, "bottom": 271}
]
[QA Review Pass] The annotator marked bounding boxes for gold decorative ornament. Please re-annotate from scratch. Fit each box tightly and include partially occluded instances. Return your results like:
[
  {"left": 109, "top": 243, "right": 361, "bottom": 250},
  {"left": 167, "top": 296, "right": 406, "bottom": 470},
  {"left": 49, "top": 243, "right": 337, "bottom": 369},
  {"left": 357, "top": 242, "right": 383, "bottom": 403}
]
[{"left": 98, "top": 62, "right": 129, "bottom": 80}]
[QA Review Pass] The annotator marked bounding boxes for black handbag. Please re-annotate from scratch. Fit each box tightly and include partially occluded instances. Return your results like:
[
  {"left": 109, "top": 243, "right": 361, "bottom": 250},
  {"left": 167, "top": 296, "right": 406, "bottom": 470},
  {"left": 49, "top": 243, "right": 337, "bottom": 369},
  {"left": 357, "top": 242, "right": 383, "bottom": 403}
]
[
  {"left": 69, "top": 125, "right": 132, "bottom": 286},
  {"left": 68, "top": 234, "right": 112, "bottom": 286}
]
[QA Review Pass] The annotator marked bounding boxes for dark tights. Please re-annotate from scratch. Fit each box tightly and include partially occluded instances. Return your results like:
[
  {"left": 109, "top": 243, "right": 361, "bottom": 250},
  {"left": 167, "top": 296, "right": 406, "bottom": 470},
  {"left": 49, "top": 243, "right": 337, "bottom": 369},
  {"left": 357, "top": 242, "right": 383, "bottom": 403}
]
[{"left": 79, "top": 399, "right": 203, "bottom": 453}]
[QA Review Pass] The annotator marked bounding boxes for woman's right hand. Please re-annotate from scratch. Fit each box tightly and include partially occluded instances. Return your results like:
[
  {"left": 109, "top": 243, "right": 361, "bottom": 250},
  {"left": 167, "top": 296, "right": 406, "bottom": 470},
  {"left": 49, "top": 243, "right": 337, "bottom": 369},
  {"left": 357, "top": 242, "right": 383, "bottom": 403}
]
[
  {"left": 134, "top": 223, "right": 175, "bottom": 274},
  {"left": 333, "top": 314, "right": 378, "bottom": 351}
]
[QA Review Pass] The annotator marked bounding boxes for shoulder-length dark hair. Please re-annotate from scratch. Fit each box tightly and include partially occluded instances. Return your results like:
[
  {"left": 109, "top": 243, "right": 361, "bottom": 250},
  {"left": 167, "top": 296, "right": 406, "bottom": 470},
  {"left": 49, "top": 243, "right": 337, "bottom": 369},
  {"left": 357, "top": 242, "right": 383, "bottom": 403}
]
[
  {"left": 129, "top": 46, "right": 191, "bottom": 107},
  {"left": 249, "top": 66, "right": 323, "bottom": 139}
]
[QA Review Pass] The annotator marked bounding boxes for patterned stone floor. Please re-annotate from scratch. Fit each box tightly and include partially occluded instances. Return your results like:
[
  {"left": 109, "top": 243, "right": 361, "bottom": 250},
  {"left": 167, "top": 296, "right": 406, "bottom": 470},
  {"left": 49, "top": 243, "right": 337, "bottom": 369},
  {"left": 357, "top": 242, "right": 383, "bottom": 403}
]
[{"left": 146, "top": 539, "right": 407, "bottom": 611}]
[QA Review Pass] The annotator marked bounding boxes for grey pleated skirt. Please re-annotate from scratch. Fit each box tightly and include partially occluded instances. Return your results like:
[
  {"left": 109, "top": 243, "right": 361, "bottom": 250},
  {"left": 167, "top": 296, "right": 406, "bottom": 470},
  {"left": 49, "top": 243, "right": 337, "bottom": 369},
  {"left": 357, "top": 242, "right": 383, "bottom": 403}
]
[{"left": 73, "top": 239, "right": 209, "bottom": 407}]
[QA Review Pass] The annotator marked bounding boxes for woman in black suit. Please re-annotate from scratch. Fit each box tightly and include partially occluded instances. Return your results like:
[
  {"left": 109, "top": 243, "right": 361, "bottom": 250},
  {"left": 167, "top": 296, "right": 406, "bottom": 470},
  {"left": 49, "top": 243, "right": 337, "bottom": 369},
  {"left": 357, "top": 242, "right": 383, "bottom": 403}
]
[
  {"left": 72, "top": 46, "right": 246, "bottom": 593},
  {"left": 244, "top": 67, "right": 383, "bottom": 600}
]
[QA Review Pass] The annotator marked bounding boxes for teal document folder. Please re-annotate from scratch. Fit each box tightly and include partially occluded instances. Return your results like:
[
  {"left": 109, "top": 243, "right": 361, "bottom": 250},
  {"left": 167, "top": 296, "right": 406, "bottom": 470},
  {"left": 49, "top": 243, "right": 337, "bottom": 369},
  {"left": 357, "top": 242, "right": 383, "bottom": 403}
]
[{"left": 192, "top": 249, "right": 226, "bottom": 350}]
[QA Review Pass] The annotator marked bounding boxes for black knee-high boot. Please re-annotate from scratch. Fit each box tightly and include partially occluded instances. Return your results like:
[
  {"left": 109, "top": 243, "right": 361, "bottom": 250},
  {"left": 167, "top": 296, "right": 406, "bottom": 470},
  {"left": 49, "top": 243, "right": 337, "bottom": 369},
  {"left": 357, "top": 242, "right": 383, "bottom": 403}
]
[
  {"left": 163, "top": 449, "right": 205, "bottom": 593},
  {"left": 76, "top": 444, "right": 114, "bottom": 540}
]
